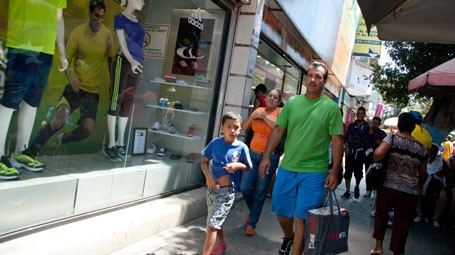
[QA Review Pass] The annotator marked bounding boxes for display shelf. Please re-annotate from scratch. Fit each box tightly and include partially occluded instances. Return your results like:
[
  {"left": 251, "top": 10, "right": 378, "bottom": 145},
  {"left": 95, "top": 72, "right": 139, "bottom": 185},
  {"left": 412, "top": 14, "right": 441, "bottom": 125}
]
[
  {"left": 150, "top": 80, "right": 211, "bottom": 90},
  {"left": 148, "top": 128, "right": 202, "bottom": 140},
  {"left": 146, "top": 104, "right": 208, "bottom": 115}
]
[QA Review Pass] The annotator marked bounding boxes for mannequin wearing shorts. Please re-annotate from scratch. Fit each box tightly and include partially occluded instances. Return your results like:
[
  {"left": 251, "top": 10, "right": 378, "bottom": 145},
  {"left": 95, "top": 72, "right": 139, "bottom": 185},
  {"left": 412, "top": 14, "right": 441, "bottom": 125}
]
[{"left": 0, "top": 0, "right": 68, "bottom": 179}]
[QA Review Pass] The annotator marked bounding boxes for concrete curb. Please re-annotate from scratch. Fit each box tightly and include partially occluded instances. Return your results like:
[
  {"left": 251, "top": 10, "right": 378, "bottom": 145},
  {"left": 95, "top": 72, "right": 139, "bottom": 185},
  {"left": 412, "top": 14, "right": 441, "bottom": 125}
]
[{"left": 0, "top": 187, "right": 214, "bottom": 255}]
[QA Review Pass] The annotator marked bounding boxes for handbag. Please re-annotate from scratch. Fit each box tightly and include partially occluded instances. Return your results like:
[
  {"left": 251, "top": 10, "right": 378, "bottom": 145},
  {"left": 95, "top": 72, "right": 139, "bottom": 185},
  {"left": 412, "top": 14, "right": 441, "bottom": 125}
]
[
  {"left": 304, "top": 189, "right": 350, "bottom": 255},
  {"left": 366, "top": 134, "right": 395, "bottom": 190}
]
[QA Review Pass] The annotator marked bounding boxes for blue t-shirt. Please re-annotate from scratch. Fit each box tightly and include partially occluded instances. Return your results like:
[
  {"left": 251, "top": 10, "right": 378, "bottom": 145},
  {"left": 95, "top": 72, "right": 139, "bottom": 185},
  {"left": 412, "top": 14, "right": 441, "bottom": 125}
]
[
  {"left": 201, "top": 137, "right": 252, "bottom": 191},
  {"left": 114, "top": 14, "right": 145, "bottom": 64}
]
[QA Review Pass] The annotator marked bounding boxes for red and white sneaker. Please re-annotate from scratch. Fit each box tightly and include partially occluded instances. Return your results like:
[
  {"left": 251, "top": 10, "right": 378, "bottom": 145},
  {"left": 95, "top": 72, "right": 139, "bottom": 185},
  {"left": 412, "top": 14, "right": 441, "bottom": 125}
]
[
  {"left": 211, "top": 240, "right": 228, "bottom": 255},
  {"left": 186, "top": 125, "right": 196, "bottom": 137}
]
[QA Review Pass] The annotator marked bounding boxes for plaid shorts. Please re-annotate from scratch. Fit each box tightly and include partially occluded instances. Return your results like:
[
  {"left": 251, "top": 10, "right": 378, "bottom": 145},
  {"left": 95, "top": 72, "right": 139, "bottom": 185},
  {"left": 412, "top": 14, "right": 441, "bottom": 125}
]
[{"left": 206, "top": 186, "right": 235, "bottom": 229}]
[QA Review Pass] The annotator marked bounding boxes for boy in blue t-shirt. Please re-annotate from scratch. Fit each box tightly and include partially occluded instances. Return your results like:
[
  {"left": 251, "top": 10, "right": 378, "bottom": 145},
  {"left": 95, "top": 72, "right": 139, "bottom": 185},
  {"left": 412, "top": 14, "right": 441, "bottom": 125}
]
[{"left": 201, "top": 111, "right": 252, "bottom": 255}]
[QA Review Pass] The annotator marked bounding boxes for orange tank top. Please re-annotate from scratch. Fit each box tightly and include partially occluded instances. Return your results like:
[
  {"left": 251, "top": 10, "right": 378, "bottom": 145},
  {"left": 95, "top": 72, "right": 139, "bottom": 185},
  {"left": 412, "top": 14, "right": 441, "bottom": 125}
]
[{"left": 250, "top": 107, "right": 281, "bottom": 152}]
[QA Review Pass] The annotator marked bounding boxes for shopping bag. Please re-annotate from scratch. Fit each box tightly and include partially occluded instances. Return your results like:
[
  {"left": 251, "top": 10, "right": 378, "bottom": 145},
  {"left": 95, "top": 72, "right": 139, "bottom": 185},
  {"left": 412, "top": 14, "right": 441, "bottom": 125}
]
[{"left": 304, "top": 189, "right": 349, "bottom": 255}]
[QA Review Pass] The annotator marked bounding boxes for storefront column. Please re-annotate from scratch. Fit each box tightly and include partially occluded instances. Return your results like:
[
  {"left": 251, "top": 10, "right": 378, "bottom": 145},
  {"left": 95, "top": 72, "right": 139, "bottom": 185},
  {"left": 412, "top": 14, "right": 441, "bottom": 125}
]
[{"left": 222, "top": 1, "right": 264, "bottom": 122}]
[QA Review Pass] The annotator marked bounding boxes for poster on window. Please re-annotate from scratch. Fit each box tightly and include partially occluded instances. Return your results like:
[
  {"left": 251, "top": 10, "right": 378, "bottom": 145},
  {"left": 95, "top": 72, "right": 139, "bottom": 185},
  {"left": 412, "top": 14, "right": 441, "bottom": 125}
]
[
  {"left": 143, "top": 24, "right": 169, "bottom": 59},
  {"left": 172, "top": 17, "right": 214, "bottom": 77}
]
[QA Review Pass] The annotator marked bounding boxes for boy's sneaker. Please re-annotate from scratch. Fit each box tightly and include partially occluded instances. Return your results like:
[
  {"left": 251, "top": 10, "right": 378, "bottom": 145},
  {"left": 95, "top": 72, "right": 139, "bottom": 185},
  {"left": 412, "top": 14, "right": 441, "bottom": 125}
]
[
  {"left": 103, "top": 147, "right": 121, "bottom": 162},
  {"left": 10, "top": 153, "right": 45, "bottom": 172},
  {"left": 115, "top": 146, "right": 131, "bottom": 160},
  {"left": 211, "top": 240, "right": 228, "bottom": 255},
  {"left": 341, "top": 191, "right": 351, "bottom": 199},
  {"left": 279, "top": 236, "right": 293, "bottom": 255},
  {"left": 364, "top": 190, "right": 372, "bottom": 197},
  {"left": 0, "top": 156, "right": 20, "bottom": 180}
]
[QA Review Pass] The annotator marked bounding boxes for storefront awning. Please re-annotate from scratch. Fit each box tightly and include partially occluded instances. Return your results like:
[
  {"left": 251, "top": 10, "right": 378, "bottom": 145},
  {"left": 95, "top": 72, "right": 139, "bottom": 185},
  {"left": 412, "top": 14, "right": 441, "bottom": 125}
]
[
  {"left": 408, "top": 58, "right": 455, "bottom": 98},
  {"left": 357, "top": 0, "right": 455, "bottom": 44}
]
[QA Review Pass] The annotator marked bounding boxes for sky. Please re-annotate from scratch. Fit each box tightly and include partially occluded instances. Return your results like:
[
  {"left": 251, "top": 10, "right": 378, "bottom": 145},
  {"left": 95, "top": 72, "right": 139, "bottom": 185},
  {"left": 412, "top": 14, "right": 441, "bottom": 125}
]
[{"left": 379, "top": 43, "right": 392, "bottom": 66}]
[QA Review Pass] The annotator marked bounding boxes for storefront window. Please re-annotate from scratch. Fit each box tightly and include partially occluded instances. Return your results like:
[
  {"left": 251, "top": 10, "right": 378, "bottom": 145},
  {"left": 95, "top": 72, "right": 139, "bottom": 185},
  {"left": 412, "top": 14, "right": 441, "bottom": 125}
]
[
  {"left": 251, "top": 53, "right": 302, "bottom": 107},
  {"left": 0, "top": 0, "right": 228, "bottom": 235}
]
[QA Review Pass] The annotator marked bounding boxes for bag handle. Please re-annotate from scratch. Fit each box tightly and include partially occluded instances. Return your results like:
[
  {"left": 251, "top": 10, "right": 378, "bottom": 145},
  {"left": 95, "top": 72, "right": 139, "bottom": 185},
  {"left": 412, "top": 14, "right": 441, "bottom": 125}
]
[
  {"left": 328, "top": 188, "right": 342, "bottom": 216},
  {"left": 318, "top": 188, "right": 342, "bottom": 216}
]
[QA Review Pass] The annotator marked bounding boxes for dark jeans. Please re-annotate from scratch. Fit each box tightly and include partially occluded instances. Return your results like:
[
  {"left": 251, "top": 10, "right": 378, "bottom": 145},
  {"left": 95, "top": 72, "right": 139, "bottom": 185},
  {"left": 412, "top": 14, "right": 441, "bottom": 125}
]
[
  {"left": 373, "top": 187, "right": 418, "bottom": 254},
  {"left": 240, "top": 150, "right": 280, "bottom": 228}
]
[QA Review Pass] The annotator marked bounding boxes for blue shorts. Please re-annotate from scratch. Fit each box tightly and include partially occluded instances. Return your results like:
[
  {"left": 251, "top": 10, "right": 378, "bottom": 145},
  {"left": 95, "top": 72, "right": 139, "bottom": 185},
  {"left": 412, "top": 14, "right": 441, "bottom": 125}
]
[
  {"left": 271, "top": 167, "right": 327, "bottom": 220},
  {"left": 0, "top": 49, "right": 53, "bottom": 109}
]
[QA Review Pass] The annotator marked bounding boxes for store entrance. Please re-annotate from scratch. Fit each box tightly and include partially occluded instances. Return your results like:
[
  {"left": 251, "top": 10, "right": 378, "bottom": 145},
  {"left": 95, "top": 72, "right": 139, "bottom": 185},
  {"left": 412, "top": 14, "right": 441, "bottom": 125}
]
[{"left": 251, "top": 37, "right": 304, "bottom": 109}]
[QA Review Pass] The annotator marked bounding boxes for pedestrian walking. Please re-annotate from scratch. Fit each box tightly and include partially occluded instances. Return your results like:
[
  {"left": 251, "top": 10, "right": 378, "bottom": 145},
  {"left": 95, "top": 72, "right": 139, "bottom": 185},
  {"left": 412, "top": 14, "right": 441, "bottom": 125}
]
[
  {"left": 259, "top": 61, "right": 344, "bottom": 255},
  {"left": 342, "top": 107, "right": 369, "bottom": 199},
  {"left": 240, "top": 89, "right": 282, "bottom": 236},
  {"left": 370, "top": 112, "right": 426, "bottom": 255},
  {"left": 201, "top": 112, "right": 253, "bottom": 255}
]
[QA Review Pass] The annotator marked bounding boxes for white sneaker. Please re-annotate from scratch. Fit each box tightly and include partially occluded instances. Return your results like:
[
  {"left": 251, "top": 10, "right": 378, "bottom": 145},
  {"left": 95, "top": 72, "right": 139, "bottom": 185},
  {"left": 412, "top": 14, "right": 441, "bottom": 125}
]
[
  {"left": 147, "top": 144, "right": 156, "bottom": 154},
  {"left": 152, "top": 121, "right": 161, "bottom": 130},
  {"left": 364, "top": 191, "right": 372, "bottom": 197},
  {"left": 433, "top": 220, "right": 440, "bottom": 227},
  {"left": 414, "top": 216, "right": 422, "bottom": 223}
]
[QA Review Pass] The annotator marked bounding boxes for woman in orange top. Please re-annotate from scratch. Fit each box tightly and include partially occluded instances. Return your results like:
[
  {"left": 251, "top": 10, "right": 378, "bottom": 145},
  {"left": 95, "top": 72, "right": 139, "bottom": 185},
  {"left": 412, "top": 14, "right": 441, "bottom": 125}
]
[{"left": 240, "top": 89, "right": 282, "bottom": 236}]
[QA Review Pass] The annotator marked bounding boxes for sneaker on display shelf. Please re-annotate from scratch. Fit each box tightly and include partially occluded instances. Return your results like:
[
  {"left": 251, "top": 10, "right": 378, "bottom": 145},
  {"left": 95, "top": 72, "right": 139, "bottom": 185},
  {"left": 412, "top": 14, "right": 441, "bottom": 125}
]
[
  {"left": 157, "top": 147, "right": 167, "bottom": 157},
  {"left": 103, "top": 147, "right": 122, "bottom": 162},
  {"left": 10, "top": 152, "right": 45, "bottom": 172},
  {"left": 147, "top": 144, "right": 157, "bottom": 154},
  {"left": 186, "top": 125, "right": 196, "bottom": 137},
  {"left": 152, "top": 121, "right": 161, "bottom": 130},
  {"left": 0, "top": 156, "right": 20, "bottom": 180},
  {"left": 169, "top": 153, "right": 181, "bottom": 160},
  {"left": 186, "top": 153, "right": 197, "bottom": 163}
]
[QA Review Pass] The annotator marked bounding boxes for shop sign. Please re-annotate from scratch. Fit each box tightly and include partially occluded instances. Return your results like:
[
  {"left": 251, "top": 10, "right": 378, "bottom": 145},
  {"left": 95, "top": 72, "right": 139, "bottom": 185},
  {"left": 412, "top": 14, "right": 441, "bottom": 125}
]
[
  {"left": 143, "top": 24, "right": 170, "bottom": 59},
  {"left": 353, "top": 18, "right": 381, "bottom": 59},
  {"left": 188, "top": 8, "right": 204, "bottom": 31}
]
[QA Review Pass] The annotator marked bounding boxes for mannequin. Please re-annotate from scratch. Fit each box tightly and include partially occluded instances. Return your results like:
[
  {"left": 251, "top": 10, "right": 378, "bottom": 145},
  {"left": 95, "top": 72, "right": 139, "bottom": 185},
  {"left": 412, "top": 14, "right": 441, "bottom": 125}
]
[
  {"left": 104, "top": 0, "right": 145, "bottom": 161},
  {"left": 0, "top": 0, "right": 68, "bottom": 179}
]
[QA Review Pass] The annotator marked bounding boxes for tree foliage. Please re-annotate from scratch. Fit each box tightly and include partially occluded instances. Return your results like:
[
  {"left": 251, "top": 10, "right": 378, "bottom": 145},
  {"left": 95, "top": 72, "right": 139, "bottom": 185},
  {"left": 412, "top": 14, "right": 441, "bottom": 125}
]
[{"left": 371, "top": 42, "right": 455, "bottom": 110}]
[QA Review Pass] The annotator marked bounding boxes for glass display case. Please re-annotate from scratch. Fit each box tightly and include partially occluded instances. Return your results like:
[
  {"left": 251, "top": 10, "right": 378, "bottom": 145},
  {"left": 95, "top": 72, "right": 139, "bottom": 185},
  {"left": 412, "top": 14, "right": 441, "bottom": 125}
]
[{"left": 146, "top": 78, "right": 212, "bottom": 161}]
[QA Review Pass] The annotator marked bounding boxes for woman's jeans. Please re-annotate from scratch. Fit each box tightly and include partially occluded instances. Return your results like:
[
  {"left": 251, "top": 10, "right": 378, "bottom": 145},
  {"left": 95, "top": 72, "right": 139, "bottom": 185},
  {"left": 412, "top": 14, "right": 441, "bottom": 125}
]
[{"left": 240, "top": 150, "right": 280, "bottom": 228}]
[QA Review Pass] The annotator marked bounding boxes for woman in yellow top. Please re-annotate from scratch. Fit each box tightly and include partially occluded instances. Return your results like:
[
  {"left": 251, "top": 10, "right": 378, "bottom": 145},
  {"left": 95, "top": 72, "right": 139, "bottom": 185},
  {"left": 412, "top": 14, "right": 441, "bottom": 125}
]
[{"left": 240, "top": 89, "right": 282, "bottom": 236}]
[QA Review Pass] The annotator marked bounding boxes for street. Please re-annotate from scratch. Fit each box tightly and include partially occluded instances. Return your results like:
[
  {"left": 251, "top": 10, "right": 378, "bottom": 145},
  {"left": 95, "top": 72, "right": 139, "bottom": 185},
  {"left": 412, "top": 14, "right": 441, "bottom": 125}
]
[{"left": 111, "top": 183, "right": 455, "bottom": 255}]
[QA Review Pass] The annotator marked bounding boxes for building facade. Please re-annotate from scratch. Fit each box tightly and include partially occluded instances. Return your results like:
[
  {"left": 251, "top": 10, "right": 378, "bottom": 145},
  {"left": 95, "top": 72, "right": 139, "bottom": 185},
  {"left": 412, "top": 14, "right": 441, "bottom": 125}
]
[{"left": 0, "top": 0, "right": 361, "bottom": 240}]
